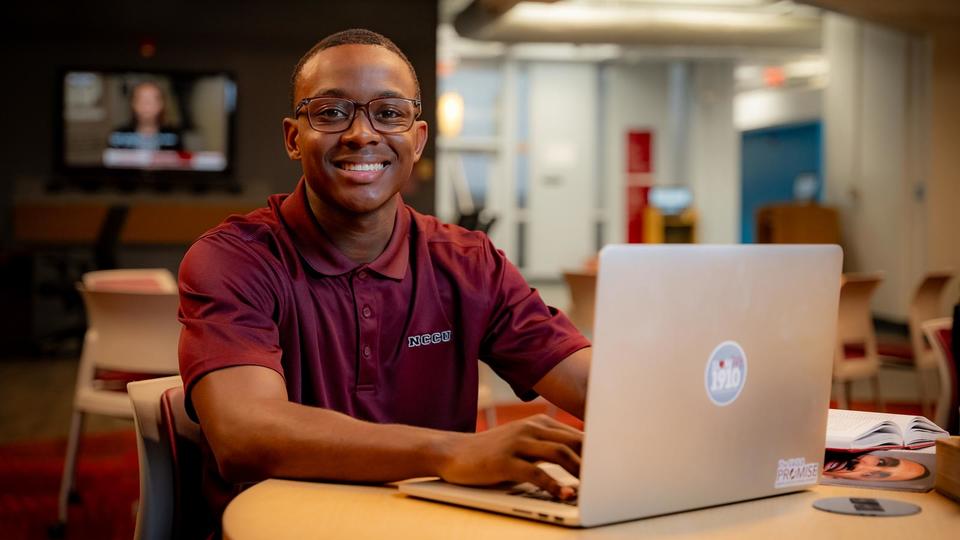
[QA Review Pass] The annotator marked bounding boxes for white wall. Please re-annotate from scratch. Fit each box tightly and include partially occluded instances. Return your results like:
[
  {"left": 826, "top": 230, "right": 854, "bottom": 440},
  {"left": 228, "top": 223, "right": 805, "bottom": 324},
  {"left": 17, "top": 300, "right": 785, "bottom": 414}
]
[
  {"left": 526, "top": 62, "right": 599, "bottom": 278},
  {"left": 823, "top": 14, "right": 929, "bottom": 321},
  {"left": 735, "top": 86, "right": 822, "bottom": 132},
  {"left": 600, "top": 63, "right": 671, "bottom": 244},
  {"left": 689, "top": 62, "right": 740, "bottom": 244},
  {"left": 487, "top": 60, "right": 519, "bottom": 263},
  {"left": 928, "top": 34, "right": 960, "bottom": 312}
]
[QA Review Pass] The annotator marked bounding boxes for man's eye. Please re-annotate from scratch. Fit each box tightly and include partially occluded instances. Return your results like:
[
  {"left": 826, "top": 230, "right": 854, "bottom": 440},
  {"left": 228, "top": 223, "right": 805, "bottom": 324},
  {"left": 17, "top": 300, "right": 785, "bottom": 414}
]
[
  {"left": 313, "top": 107, "right": 350, "bottom": 121},
  {"left": 374, "top": 107, "right": 409, "bottom": 122}
]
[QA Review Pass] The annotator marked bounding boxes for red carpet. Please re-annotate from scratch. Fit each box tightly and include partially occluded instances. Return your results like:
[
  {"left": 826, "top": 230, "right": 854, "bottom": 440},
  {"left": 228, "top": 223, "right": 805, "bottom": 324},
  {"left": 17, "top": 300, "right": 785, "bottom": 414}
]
[{"left": 0, "top": 431, "right": 138, "bottom": 540}]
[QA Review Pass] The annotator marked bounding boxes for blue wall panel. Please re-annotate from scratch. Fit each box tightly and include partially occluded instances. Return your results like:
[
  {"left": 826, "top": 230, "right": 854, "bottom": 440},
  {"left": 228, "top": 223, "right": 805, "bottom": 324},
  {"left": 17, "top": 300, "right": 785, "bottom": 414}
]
[{"left": 740, "top": 121, "right": 822, "bottom": 243}]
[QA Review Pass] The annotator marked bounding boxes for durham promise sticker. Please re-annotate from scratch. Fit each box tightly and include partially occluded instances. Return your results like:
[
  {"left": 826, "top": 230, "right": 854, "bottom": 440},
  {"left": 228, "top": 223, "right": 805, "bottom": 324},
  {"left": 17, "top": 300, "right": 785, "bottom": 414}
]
[{"left": 775, "top": 457, "right": 819, "bottom": 488}]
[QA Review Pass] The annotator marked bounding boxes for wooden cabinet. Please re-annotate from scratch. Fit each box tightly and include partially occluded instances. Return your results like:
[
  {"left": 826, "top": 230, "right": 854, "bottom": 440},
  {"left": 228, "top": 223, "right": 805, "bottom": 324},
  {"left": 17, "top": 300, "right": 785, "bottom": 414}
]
[{"left": 755, "top": 204, "right": 840, "bottom": 245}]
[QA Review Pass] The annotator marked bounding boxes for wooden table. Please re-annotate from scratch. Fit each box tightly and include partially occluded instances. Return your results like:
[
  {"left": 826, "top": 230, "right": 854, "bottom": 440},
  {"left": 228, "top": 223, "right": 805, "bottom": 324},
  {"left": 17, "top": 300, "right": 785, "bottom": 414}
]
[{"left": 223, "top": 479, "right": 960, "bottom": 540}]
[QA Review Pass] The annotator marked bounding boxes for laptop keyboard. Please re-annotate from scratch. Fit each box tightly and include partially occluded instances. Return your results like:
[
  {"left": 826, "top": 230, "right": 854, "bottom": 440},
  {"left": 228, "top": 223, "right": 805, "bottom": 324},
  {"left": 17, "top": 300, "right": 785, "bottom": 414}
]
[{"left": 506, "top": 484, "right": 578, "bottom": 506}]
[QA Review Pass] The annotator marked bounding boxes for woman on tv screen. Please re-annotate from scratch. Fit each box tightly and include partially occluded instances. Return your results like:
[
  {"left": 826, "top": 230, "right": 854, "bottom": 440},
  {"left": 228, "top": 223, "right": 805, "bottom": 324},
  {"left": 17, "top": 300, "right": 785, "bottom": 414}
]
[{"left": 107, "top": 80, "right": 183, "bottom": 151}]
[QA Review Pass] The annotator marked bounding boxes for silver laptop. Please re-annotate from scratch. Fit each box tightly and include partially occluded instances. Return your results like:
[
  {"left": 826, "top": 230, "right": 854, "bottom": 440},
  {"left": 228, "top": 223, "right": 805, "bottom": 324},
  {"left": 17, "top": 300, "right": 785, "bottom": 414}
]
[{"left": 400, "top": 245, "right": 842, "bottom": 527}]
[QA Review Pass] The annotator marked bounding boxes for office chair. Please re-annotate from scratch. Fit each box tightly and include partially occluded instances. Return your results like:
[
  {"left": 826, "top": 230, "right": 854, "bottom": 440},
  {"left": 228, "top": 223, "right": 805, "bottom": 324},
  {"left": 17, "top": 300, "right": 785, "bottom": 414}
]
[
  {"left": 923, "top": 318, "right": 957, "bottom": 432},
  {"left": 833, "top": 273, "right": 885, "bottom": 411},
  {"left": 879, "top": 271, "right": 955, "bottom": 417},
  {"left": 56, "top": 270, "right": 181, "bottom": 533}
]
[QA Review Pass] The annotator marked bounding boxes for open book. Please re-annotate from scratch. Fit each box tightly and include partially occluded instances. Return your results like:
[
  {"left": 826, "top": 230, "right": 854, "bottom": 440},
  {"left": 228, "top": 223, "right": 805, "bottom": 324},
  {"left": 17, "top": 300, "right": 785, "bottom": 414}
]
[{"left": 826, "top": 409, "right": 949, "bottom": 451}]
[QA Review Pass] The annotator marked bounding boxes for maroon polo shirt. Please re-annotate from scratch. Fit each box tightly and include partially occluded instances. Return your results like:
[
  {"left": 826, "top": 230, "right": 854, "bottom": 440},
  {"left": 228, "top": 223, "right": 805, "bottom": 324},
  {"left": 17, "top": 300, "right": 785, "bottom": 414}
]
[{"left": 178, "top": 178, "right": 590, "bottom": 432}]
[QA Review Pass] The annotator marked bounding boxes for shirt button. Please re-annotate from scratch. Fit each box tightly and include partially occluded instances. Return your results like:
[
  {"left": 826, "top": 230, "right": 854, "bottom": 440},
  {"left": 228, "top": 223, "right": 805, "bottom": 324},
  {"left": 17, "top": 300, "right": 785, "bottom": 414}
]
[
  {"left": 362, "top": 305, "right": 372, "bottom": 318},
  {"left": 362, "top": 345, "right": 372, "bottom": 358},
  {"left": 356, "top": 270, "right": 368, "bottom": 280}
]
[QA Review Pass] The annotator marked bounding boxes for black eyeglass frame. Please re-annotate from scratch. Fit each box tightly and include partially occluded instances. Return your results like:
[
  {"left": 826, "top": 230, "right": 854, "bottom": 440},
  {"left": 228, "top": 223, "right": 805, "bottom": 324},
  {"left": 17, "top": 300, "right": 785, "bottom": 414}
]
[{"left": 293, "top": 96, "right": 422, "bottom": 134}]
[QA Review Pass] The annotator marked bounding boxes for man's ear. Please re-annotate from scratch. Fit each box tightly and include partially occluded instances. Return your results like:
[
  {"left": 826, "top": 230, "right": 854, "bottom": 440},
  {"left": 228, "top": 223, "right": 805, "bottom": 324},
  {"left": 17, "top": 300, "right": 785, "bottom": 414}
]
[
  {"left": 282, "top": 117, "right": 301, "bottom": 160},
  {"left": 412, "top": 120, "right": 429, "bottom": 161}
]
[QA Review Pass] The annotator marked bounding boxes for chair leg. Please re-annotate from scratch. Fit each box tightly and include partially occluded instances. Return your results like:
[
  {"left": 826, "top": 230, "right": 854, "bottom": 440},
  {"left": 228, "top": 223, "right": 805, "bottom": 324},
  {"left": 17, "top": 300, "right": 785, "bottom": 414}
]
[
  {"left": 916, "top": 368, "right": 931, "bottom": 418},
  {"left": 57, "top": 410, "right": 85, "bottom": 525},
  {"left": 839, "top": 381, "right": 852, "bottom": 409},
  {"left": 871, "top": 376, "right": 884, "bottom": 413}
]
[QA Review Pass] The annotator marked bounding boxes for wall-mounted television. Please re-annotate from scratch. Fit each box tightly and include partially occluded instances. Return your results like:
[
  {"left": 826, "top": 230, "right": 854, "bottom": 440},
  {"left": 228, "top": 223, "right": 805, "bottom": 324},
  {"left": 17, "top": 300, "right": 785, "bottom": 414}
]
[{"left": 57, "top": 68, "right": 237, "bottom": 190}]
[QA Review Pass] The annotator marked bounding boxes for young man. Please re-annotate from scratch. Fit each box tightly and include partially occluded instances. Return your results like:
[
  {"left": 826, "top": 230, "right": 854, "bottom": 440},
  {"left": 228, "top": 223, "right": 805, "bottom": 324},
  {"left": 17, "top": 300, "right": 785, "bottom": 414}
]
[{"left": 178, "top": 29, "right": 591, "bottom": 503}]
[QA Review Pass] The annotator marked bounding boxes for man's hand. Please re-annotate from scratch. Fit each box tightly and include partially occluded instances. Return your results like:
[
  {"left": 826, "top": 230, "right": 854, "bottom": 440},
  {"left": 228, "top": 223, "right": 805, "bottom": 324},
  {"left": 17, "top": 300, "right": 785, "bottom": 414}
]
[{"left": 436, "top": 414, "right": 582, "bottom": 500}]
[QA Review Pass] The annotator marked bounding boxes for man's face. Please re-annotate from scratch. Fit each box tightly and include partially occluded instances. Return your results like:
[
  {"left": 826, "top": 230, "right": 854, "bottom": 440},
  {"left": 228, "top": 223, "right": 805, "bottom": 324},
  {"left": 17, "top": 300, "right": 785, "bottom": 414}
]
[
  {"left": 284, "top": 44, "right": 428, "bottom": 215},
  {"left": 823, "top": 454, "right": 926, "bottom": 482}
]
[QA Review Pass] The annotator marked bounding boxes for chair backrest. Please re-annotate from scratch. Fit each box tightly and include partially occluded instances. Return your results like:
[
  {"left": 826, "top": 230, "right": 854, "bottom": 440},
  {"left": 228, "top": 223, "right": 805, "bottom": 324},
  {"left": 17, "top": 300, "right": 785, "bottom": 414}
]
[
  {"left": 83, "top": 268, "right": 177, "bottom": 293},
  {"left": 923, "top": 317, "right": 957, "bottom": 431},
  {"left": 128, "top": 375, "right": 183, "bottom": 540},
  {"left": 562, "top": 271, "right": 597, "bottom": 334},
  {"left": 78, "top": 286, "right": 182, "bottom": 374},
  {"left": 160, "top": 386, "right": 221, "bottom": 540},
  {"left": 835, "top": 273, "right": 884, "bottom": 374},
  {"left": 909, "top": 271, "right": 955, "bottom": 369}
]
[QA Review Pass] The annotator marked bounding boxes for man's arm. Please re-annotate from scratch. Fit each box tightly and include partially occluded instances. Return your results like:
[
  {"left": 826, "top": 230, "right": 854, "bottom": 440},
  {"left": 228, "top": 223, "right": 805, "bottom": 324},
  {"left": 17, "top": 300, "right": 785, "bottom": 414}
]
[
  {"left": 193, "top": 365, "right": 583, "bottom": 498},
  {"left": 533, "top": 347, "right": 591, "bottom": 419}
]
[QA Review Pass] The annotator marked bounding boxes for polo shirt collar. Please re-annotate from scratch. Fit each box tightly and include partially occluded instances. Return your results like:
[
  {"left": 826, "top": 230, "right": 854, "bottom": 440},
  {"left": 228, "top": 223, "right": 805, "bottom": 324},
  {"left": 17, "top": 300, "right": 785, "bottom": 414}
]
[{"left": 279, "top": 178, "right": 409, "bottom": 280}]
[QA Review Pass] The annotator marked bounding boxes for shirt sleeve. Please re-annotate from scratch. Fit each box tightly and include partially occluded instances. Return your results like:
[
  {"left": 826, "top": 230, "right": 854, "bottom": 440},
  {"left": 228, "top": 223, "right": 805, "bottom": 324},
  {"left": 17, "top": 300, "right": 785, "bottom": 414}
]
[
  {"left": 478, "top": 238, "right": 591, "bottom": 401},
  {"left": 178, "top": 231, "right": 286, "bottom": 421}
]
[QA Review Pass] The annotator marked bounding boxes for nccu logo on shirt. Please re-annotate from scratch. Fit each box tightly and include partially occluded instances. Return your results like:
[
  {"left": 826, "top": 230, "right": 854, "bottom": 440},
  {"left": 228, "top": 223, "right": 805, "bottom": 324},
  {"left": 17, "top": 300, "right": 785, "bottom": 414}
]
[{"left": 408, "top": 330, "right": 453, "bottom": 348}]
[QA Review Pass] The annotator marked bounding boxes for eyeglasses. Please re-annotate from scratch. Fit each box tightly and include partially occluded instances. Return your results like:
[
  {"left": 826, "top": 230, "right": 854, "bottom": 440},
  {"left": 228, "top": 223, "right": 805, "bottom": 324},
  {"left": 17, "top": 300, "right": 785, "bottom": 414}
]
[{"left": 294, "top": 96, "right": 421, "bottom": 134}]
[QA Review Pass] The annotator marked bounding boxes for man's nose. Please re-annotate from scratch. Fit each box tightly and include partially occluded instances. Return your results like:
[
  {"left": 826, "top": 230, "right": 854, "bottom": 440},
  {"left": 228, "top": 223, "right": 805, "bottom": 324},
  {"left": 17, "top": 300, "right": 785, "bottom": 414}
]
[{"left": 340, "top": 107, "right": 380, "bottom": 146}]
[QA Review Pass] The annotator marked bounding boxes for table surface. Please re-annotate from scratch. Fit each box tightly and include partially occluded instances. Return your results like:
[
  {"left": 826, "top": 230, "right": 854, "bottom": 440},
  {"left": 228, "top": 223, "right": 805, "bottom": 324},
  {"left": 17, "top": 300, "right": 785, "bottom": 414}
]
[{"left": 223, "top": 479, "right": 960, "bottom": 540}]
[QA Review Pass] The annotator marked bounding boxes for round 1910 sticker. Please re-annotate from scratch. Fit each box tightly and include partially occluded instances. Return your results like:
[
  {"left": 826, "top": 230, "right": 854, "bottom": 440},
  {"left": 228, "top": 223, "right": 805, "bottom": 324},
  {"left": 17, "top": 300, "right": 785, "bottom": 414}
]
[{"left": 704, "top": 341, "right": 748, "bottom": 406}]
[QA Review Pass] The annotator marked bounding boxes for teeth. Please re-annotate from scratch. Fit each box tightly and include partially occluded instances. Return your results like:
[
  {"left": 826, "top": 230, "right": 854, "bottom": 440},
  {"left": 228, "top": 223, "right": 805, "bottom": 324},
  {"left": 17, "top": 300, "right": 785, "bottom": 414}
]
[{"left": 341, "top": 162, "right": 386, "bottom": 172}]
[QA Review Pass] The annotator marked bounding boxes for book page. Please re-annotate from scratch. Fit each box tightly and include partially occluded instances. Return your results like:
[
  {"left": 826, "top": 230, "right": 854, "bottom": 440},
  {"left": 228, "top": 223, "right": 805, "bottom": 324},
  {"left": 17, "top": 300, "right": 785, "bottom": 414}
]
[
  {"left": 826, "top": 409, "right": 949, "bottom": 450},
  {"left": 865, "top": 413, "right": 948, "bottom": 448},
  {"left": 892, "top": 416, "right": 950, "bottom": 447},
  {"left": 826, "top": 409, "right": 902, "bottom": 450}
]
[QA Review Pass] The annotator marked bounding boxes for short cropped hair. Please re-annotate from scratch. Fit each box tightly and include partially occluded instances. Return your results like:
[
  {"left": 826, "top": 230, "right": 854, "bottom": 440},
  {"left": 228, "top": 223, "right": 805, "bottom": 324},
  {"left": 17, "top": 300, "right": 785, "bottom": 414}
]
[{"left": 290, "top": 28, "right": 420, "bottom": 109}]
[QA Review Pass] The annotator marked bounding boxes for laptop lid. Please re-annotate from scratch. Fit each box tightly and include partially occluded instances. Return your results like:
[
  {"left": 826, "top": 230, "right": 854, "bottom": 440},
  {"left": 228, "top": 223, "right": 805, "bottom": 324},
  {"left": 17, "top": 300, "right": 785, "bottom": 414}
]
[{"left": 577, "top": 245, "right": 841, "bottom": 527}]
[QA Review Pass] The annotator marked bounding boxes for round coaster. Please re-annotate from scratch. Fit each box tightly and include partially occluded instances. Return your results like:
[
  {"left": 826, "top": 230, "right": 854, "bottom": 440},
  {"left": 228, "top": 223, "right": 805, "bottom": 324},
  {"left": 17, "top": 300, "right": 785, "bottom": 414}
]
[{"left": 813, "top": 497, "right": 921, "bottom": 517}]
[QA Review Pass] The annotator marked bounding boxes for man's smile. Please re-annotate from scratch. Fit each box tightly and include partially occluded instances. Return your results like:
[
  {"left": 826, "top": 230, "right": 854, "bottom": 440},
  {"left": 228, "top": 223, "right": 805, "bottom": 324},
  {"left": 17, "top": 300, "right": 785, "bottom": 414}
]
[
  {"left": 337, "top": 161, "right": 389, "bottom": 172},
  {"left": 332, "top": 154, "right": 393, "bottom": 174}
]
